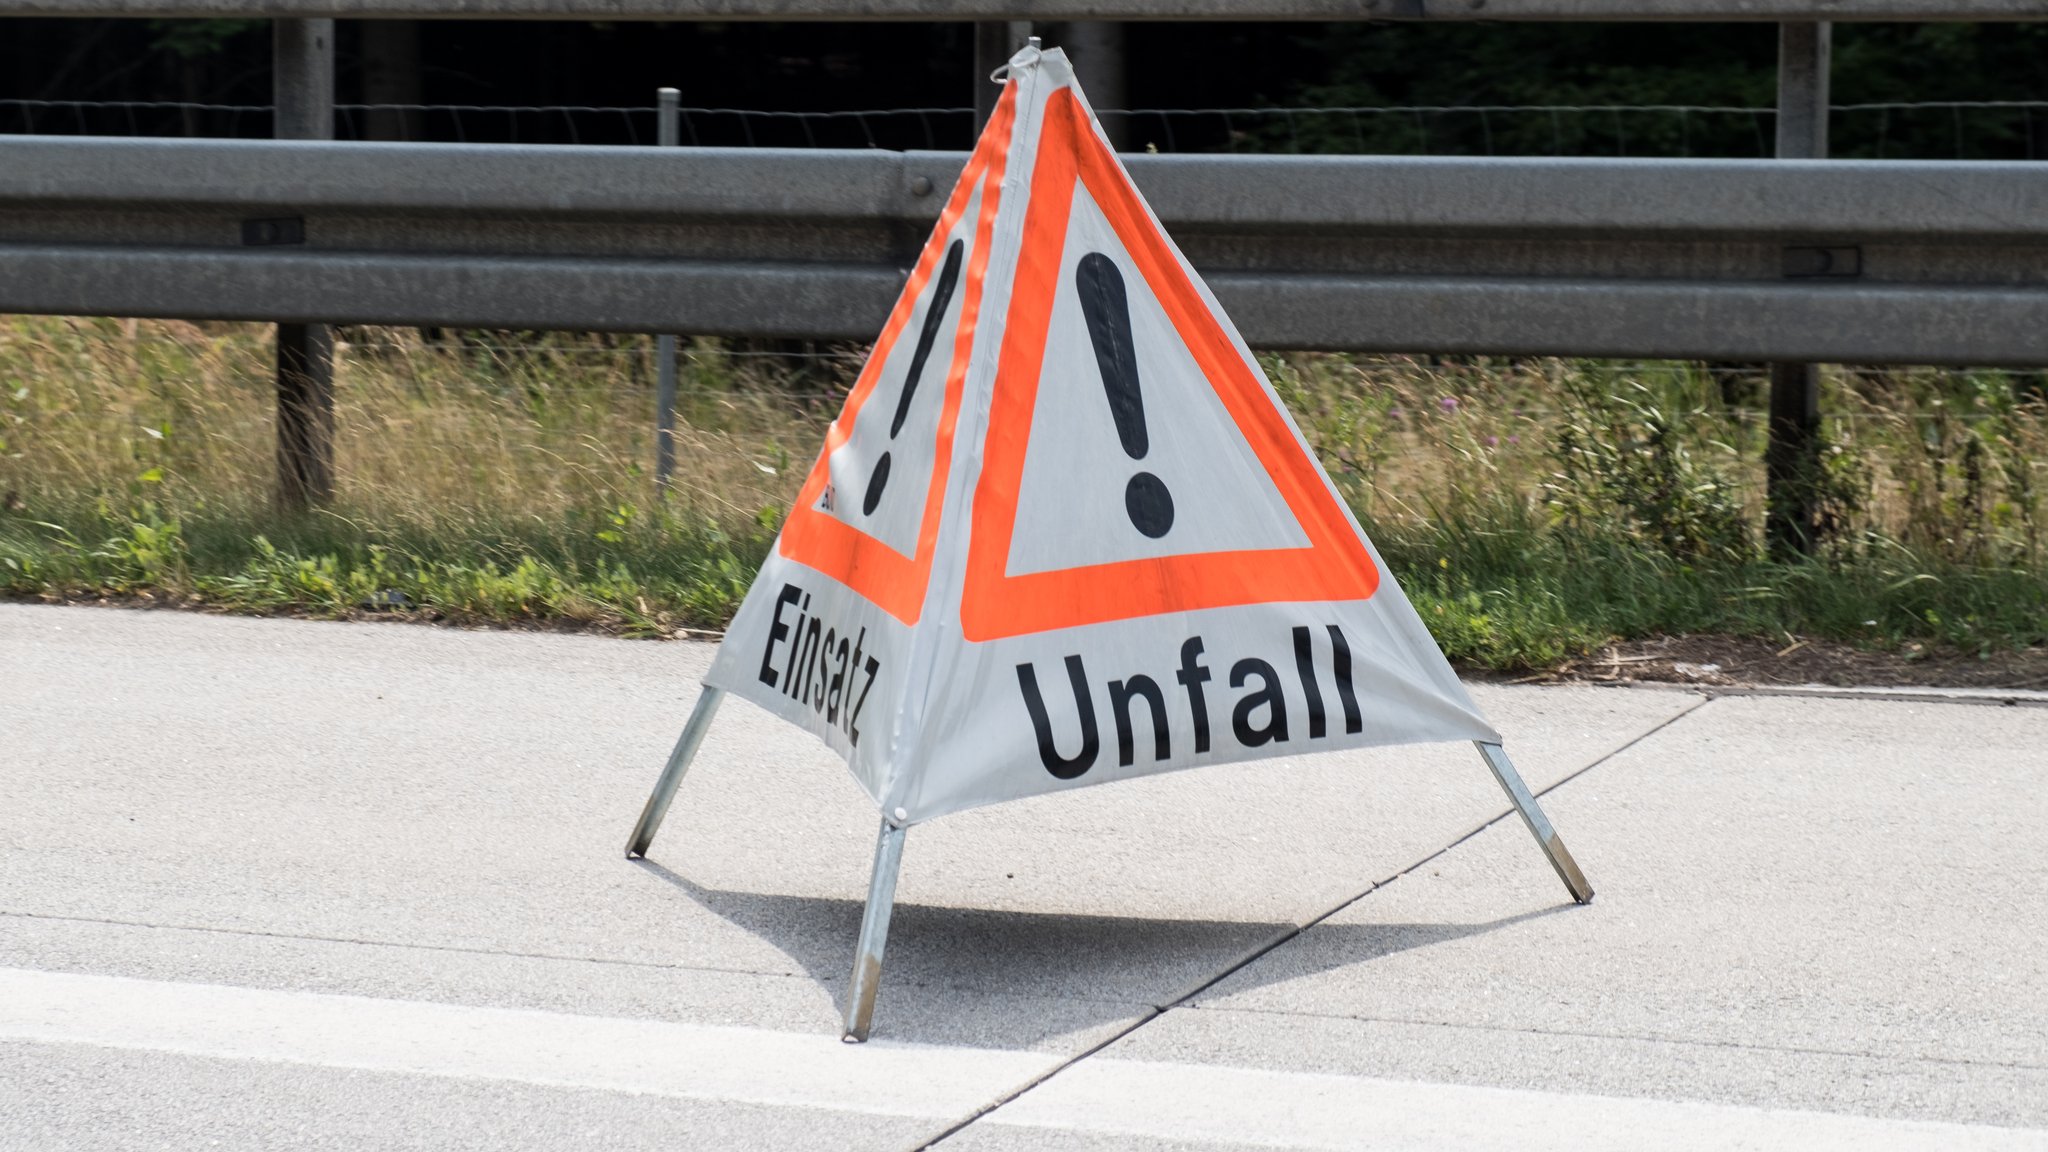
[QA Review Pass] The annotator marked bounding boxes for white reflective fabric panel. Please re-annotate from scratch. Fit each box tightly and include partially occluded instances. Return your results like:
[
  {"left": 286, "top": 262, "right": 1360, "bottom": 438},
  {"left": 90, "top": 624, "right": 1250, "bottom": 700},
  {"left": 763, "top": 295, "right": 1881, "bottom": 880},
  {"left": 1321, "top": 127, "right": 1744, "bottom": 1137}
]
[
  {"left": 1005, "top": 182, "right": 1309, "bottom": 577},
  {"left": 818, "top": 177, "right": 987, "bottom": 560}
]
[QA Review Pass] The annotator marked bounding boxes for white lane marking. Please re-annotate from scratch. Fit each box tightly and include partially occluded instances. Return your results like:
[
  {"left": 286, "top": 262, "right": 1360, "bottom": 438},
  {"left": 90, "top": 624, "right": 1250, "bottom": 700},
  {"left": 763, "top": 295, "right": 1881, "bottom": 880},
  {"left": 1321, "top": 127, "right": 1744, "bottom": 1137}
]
[
  {"left": 989, "top": 1057, "right": 2048, "bottom": 1151},
  {"left": 0, "top": 967, "right": 1054, "bottom": 1119},
  {"left": 10, "top": 967, "right": 2044, "bottom": 1149}
]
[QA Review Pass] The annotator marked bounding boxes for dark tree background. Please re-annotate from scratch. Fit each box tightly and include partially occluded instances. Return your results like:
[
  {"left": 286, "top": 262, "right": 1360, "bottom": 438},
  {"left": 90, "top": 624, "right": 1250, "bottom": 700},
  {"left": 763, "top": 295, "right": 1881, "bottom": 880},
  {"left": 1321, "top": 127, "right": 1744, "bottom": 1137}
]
[{"left": 2, "top": 19, "right": 2045, "bottom": 156}]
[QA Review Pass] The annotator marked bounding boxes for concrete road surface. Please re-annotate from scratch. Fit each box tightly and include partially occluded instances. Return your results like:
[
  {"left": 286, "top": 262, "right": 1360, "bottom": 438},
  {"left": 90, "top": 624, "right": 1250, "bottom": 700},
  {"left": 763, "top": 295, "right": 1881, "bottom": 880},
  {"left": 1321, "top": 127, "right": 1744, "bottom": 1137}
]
[{"left": 2, "top": 604, "right": 2044, "bottom": 1150}]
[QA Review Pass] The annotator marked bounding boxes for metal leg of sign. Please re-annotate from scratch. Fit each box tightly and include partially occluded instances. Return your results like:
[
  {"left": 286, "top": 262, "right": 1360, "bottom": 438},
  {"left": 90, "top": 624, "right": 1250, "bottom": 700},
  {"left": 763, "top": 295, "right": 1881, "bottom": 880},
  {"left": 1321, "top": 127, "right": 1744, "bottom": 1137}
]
[
  {"left": 841, "top": 819, "right": 908, "bottom": 1044},
  {"left": 624, "top": 685, "right": 726, "bottom": 859},
  {"left": 1475, "top": 741, "right": 1594, "bottom": 905}
]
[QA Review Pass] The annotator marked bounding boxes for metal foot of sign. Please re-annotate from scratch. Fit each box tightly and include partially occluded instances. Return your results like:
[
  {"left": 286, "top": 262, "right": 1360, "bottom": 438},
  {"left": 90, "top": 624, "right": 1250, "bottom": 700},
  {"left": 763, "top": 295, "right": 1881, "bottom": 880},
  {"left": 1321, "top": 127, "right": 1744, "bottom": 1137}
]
[
  {"left": 842, "top": 819, "right": 908, "bottom": 1044},
  {"left": 1475, "top": 741, "right": 1595, "bottom": 905},
  {"left": 625, "top": 685, "right": 725, "bottom": 859},
  {"left": 623, "top": 689, "right": 911, "bottom": 1044}
]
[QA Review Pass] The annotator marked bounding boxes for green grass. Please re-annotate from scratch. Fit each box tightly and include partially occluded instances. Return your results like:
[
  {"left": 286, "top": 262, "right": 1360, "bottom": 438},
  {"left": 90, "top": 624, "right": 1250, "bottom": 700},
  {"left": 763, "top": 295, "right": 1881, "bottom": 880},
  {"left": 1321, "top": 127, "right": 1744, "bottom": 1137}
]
[
  {"left": 1371, "top": 505, "right": 2048, "bottom": 668},
  {"left": 3, "top": 316, "right": 2045, "bottom": 670},
  {"left": 0, "top": 500, "right": 776, "bottom": 637}
]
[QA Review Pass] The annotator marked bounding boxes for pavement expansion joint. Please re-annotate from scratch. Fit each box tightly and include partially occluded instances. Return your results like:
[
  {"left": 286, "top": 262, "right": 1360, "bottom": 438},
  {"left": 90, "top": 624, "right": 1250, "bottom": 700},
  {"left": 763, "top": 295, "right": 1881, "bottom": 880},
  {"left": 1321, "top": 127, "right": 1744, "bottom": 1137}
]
[
  {"left": 910, "top": 1006, "right": 1168, "bottom": 1150},
  {"left": 1179, "top": 1003, "right": 2048, "bottom": 1075},
  {"left": 1704, "top": 683, "right": 2048, "bottom": 708},
  {"left": 1187, "top": 692, "right": 1717, "bottom": 993},
  {"left": 2, "top": 909, "right": 1174, "bottom": 1017},
  {"left": 0, "top": 909, "right": 815, "bottom": 984},
  {"left": 1615, "top": 680, "right": 2048, "bottom": 709},
  {"left": 914, "top": 696, "right": 1724, "bottom": 1148}
]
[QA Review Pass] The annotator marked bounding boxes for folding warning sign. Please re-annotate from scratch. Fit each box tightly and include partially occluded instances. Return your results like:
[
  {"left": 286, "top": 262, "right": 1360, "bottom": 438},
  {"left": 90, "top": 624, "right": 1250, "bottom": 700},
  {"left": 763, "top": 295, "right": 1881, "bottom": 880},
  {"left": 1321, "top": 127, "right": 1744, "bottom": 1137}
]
[{"left": 626, "top": 43, "right": 1592, "bottom": 1043}]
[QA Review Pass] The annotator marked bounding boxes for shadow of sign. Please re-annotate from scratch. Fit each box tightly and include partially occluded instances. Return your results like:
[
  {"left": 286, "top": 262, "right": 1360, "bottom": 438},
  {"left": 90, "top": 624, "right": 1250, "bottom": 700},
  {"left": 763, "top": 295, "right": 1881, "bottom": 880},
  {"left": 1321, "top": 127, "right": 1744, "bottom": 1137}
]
[{"left": 632, "top": 858, "right": 1573, "bottom": 1048}]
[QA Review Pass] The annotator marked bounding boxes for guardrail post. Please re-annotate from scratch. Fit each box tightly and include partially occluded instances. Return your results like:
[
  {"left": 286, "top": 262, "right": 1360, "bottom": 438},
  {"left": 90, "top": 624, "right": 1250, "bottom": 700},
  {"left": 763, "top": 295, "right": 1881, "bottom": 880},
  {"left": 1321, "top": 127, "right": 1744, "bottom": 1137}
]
[
  {"left": 975, "top": 21, "right": 1031, "bottom": 134},
  {"left": 655, "top": 86, "right": 681, "bottom": 491},
  {"left": 1769, "top": 20, "right": 1830, "bottom": 557},
  {"left": 273, "top": 18, "right": 335, "bottom": 510}
]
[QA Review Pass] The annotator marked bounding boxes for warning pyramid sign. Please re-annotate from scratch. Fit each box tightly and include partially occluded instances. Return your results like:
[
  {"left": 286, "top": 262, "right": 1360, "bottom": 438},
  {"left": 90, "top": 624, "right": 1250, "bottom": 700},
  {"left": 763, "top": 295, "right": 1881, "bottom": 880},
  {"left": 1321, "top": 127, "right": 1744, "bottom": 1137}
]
[
  {"left": 631, "top": 42, "right": 1592, "bottom": 1043},
  {"left": 698, "top": 45, "right": 1502, "bottom": 822}
]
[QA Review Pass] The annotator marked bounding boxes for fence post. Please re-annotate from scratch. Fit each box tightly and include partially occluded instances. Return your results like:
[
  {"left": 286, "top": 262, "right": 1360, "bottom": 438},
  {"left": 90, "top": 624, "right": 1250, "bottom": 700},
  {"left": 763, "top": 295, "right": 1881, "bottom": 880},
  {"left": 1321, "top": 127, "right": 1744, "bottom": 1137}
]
[
  {"left": 974, "top": 22, "right": 1032, "bottom": 135},
  {"left": 655, "top": 86, "right": 681, "bottom": 491},
  {"left": 1769, "top": 21, "right": 1830, "bottom": 557},
  {"left": 273, "top": 19, "right": 335, "bottom": 510},
  {"left": 361, "top": 20, "right": 423, "bottom": 142},
  {"left": 1059, "top": 21, "right": 1127, "bottom": 151}
]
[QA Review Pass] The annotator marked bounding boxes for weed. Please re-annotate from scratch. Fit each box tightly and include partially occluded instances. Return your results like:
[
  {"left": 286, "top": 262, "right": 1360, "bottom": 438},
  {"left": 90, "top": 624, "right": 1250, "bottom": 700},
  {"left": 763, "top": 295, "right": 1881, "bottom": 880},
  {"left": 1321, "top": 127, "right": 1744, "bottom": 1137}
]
[{"left": 1545, "top": 370, "right": 1752, "bottom": 563}]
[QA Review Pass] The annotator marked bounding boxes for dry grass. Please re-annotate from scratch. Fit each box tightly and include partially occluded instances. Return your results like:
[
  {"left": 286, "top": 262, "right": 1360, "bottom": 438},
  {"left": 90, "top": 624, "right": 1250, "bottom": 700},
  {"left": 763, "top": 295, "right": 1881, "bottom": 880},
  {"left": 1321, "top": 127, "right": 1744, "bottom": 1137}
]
[
  {"left": 3, "top": 314, "right": 2045, "bottom": 665},
  {"left": 1272, "top": 353, "right": 2048, "bottom": 565},
  {"left": 0, "top": 316, "right": 826, "bottom": 528}
]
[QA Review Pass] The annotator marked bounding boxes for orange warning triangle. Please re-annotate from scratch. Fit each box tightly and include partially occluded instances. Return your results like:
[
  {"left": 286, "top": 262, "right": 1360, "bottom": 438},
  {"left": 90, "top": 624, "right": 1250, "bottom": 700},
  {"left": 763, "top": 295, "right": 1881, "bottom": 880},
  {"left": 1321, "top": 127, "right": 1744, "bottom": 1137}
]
[
  {"left": 959, "top": 88, "right": 1380, "bottom": 642},
  {"left": 771, "top": 87, "right": 1018, "bottom": 626}
]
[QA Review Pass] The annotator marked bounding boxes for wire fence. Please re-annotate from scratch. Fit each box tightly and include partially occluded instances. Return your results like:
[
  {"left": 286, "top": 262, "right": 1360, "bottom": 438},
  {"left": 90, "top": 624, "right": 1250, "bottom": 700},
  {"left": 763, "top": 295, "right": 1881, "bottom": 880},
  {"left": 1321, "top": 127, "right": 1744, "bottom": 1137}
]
[
  {"left": 323, "top": 330, "right": 2048, "bottom": 411},
  {"left": 5, "top": 98, "right": 2047, "bottom": 159}
]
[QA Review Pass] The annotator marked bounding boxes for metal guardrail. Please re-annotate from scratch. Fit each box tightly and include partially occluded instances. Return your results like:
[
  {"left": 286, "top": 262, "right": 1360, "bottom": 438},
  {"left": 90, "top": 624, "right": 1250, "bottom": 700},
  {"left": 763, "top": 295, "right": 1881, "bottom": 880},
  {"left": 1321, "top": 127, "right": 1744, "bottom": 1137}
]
[
  {"left": 14, "top": 100, "right": 2048, "bottom": 163},
  {"left": 2, "top": 11, "right": 2035, "bottom": 540},
  {"left": 6, "top": 0, "right": 2046, "bottom": 18},
  {"left": 3, "top": 135, "right": 2045, "bottom": 365}
]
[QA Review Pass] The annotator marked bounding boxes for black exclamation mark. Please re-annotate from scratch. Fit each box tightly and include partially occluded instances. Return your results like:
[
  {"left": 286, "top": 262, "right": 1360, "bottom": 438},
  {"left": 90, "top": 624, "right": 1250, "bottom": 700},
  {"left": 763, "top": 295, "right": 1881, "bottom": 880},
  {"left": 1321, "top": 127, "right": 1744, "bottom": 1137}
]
[
  {"left": 862, "top": 239, "right": 965, "bottom": 517},
  {"left": 1077, "top": 252, "right": 1174, "bottom": 538}
]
